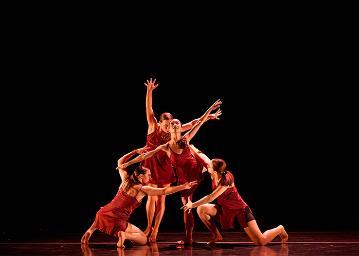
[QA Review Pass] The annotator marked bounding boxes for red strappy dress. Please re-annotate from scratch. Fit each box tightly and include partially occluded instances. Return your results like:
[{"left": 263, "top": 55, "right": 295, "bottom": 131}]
[
  {"left": 142, "top": 126, "right": 175, "bottom": 186},
  {"left": 170, "top": 141, "right": 204, "bottom": 197},
  {"left": 212, "top": 179, "right": 255, "bottom": 229},
  {"left": 93, "top": 186, "right": 142, "bottom": 237}
]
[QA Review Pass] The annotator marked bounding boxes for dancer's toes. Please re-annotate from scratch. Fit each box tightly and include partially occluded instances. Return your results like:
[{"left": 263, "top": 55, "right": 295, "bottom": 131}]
[
  {"left": 117, "top": 231, "right": 126, "bottom": 248},
  {"left": 81, "top": 231, "right": 91, "bottom": 244},
  {"left": 149, "top": 229, "right": 158, "bottom": 243},
  {"left": 207, "top": 236, "right": 223, "bottom": 246},
  {"left": 176, "top": 238, "right": 193, "bottom": 246},
  {"left": 279, "top": 226, "right": 288, "bottom": 243}
]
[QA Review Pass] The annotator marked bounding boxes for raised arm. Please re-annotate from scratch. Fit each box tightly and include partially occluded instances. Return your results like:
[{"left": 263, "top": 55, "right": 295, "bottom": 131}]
[
  {"left": 116, "top": 147, "right": 147, "bottom": 181},
  {"left": 145, "top": 78, "right": 159, "bottom": 134},
  {"left": 182, "top": 185, "right": 229, "bottom": 211},
  {"left": 119, "top": 143, "right": 168, "bottom": 169},
  {"left": 183, "top": 99, "right": 222, "bottom": 143},
  {"left": 141, "top": 181, "right": 198, "bottom": 196},
  {"left": 181, "top": 109, "right": 222, "bottom": 132}
]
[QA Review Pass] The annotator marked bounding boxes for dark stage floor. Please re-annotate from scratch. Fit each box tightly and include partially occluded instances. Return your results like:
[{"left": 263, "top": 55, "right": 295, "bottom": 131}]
[{"left": 1, "top": 232, "right": 359, "bottom": 256}]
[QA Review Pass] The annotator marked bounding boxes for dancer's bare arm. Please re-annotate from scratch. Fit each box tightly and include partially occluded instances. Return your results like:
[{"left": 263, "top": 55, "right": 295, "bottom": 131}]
[
  {"left": 145, "top": 78, "right": 159, "bottom": 134},
  {"left": 189, "top": 144, "right": 211, "bottom": 169},
  {"left": 117, "top": 147, "right": 147, "bottom": 180},
  {"left": 141, "top": 181, "right": 198, "bottom": 196},
  {"left": 182, "top": 185, "right": 228, "bottom": 211},
  {"left": 119, "top": 143, "right": 168, "bottom": 169},
  {"left": 183, "top": 99, "right": 222, "bottom": 143},
  {"left": 181, "top": 109, "right": 222, "bottom": 132}
]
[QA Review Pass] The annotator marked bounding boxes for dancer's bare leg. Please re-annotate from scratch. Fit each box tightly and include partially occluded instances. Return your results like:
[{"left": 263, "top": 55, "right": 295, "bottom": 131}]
[
  {"left": 117, "top": 223, "right": 147, "bottom": 248},
  {"left": 244, "top": 220, "right": 288, "bottom": 245},
  {"left": 197, "top": 204, "right": 223, "bottom": 245},
  {"left": 81, "top": 222, "right": 97, "bottom": 244},
  {"left": 144, "top": 184, "right": 157, "bottom": 236},
  {"left": 149, "top": 183, "right": 170, "bottom": 243},
  {"left": 177, "top": 195, "right": 194, "bottom": 245}
]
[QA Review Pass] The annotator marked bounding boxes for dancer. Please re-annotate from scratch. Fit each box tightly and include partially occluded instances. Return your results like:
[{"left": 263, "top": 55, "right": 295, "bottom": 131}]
[
  {"left": 120, "top": 99, "right": 222, "bottom": 245},
  {"left": 181, "top": 145, "right": 288, "bottom": 245},
  {"left": 81, "top": 147, "right": 197, "bottom": 248},
  {"left": 142, "top": 78, "right": 221, "bottom": 242}
]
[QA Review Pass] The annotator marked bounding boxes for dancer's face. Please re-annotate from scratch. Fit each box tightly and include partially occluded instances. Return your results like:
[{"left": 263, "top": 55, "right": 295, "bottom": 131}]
[
  {"left": 140, "top": 170, "right": 152, "bottom": 185},
  {"left": 159, "top": 120, "right": 171, "bottom": 133},
  {"left": 169, "top": 119, "right": 181, "bottom": 133}
]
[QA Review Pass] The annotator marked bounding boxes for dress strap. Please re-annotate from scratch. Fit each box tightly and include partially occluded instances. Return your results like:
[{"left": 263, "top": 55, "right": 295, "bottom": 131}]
[{"left": 136, "top": 184, "right": 143, "bottom": 196}]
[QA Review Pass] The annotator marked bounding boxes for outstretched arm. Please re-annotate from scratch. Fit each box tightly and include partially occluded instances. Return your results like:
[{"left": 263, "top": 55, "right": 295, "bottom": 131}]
[
  {"left": 141, "top": 181, "right": 198, "bottom": 196},
  {"left": 145, "top": 78, "right": 159, "bottom": 134},
  {"left": 182, "top": 185, "right": 229, "bottom": 211},
  {"left": 189, "top": 144, "right": 211, "bottom": 169},
  {"left": 183, "top": 99, "right": 222, "bottom": 143},
  {"left": 181, "top": 109, "right": 222, "bottom": 132},
  {"left": 119, "top": 143, "right": 168, "bottom": 169}
]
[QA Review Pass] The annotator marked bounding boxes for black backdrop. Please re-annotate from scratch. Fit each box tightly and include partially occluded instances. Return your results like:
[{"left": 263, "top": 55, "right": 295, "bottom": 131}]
[{"left": 1, "top": 11, "right": 358, "bottom": 240}]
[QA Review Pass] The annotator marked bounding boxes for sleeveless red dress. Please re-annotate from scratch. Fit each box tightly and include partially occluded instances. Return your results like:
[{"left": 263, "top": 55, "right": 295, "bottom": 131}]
[
  {"left": 93, "top": 186, "right": 142, "bottom": 237},
  {"left": 142, "top": 126, "right": 175, "bottom": 186},
  {"left": 212, "top": 179, "right": 255, "bottom": 229},
  {"left": 170, "top": 141, "right": 203, "bottom": 197}
]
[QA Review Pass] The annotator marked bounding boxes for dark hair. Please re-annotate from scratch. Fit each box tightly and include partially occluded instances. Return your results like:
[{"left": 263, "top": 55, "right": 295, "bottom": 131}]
[
  {"left": 123, "top": 166, "right": 146, "bottom": 192},
  {"left": 159, "top": 112, "right": 173, "bottom": 122},
  {"left": 212, "top": 159, "right": 227, "bottom": 172},
  {"left": 176, "top": 137, "right": 187, "bottom": 149},
  {"left": 212, "top": 158, "right": 234, "bottom": 186}
]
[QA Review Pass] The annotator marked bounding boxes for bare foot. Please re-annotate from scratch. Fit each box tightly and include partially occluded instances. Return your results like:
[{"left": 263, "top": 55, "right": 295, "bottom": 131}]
[
  {"left": 117, "top": 231, "right": 126, "bottom": 248},
  {"left": 81, "top": 231, "right": 91, "bottom": 244},
  {"left": 207, "top": 235, "right": 223, "bottom": 246},
  {"left": 144, "top": 227, "right": 153, "bottom": 237},
  {"left": 176, "top": 238, "right": 193, "bottom": 246},
  {"left": 279, "top": 226, "right": 288, "bottom": 243},
  {"left": 148, "top": 229, "right": 158, "bottom": 243}
]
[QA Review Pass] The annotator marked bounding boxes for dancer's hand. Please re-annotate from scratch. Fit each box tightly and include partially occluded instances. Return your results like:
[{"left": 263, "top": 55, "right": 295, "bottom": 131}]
[
  {"left": 144, "top": 78, "right": 158, "bottom": 91},
  {"left": 183, "top": 181, "right": 198, "bottom": 190},
  {"left": 181, "top": 198, "right": 193, "bottom": 213},
  {"left": 210, "top": 99, "right": 222, "bottom": 111},
  {"left": 118, "top": 163, "right": 128, "bottom": 169},
  {"left": 208, "top": 108, "right": 222, "bottom": 120}
]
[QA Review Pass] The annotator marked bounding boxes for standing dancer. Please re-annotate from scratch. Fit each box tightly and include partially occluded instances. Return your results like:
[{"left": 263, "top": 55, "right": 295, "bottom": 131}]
[
  {"left": 182, "top": 145, "right": 288, "bottom": 245},
  {"left": 142, "top": 78, "right": 221, "bottom": 242},
  {"left": 120, "top": 99, "right": 222, "bottom": 245},
  {"left": 81, "top": 147, "right": 197, "bottom": 248}
]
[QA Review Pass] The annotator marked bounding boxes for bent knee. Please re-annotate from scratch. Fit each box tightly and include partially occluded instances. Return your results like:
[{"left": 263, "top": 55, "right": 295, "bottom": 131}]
[{"left": 197, "top": 205, "right": 207, "bottom": 215}]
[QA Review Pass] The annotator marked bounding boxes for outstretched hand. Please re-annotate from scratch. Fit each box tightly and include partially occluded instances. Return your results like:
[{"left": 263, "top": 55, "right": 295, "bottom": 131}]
[
  {"left": 144, "top": 78, "right": 159, "bottom": 91},
  {"left": 210, "top": 99, "right": 222, "bottom": 111},
  {"left": 181, "top": 197, "right": 193, "bottom": 213},
  {"left": 183, "top": 181, "right": 198, "bottom": 190},
  {"left": 208, "top": 108, "right": 222, "bottom": 120}
]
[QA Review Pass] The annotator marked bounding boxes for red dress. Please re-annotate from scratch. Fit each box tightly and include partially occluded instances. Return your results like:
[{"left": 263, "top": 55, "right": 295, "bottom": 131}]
[
  {"left": 93, "top": 186, "right": 142, "bottom": 237},
  {"left": 170, "top": 141, "right": 203, "bottom": 197},
  {"left": 142, "top": 126, "right": 175, "bottom": 186},
  {"left": 212, "top": 179, "right": 255, "bottom": 229}
]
